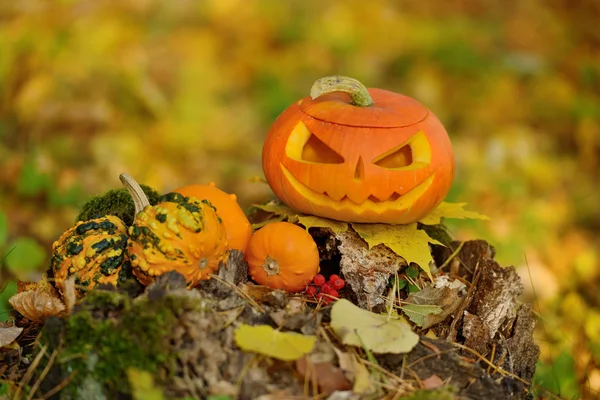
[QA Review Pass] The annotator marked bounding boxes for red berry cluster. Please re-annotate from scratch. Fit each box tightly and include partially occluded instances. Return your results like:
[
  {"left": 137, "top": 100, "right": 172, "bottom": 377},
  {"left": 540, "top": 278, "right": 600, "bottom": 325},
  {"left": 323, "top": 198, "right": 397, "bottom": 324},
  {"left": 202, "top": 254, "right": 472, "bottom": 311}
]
[{"left": 305, "top": 274, "right": 345, "bottom": 304}]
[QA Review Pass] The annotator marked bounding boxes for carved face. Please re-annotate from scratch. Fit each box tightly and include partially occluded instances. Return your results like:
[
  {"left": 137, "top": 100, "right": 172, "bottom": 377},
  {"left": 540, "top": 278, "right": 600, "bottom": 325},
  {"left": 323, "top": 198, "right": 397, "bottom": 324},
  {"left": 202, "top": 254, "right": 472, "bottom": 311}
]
[{"left": 262, "top": 89, "right": 454, "bottom": 224}]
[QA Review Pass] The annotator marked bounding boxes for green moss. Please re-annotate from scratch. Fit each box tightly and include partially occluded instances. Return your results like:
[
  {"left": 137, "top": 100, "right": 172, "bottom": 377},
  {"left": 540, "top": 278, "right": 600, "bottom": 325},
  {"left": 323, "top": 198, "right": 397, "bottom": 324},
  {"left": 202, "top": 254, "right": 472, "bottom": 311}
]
[
  {"left": 76, "top": 185, "right": 162, "bottom": 226},
  {"left": 38, "top": 289, "right": 204, "bottom": 398}
]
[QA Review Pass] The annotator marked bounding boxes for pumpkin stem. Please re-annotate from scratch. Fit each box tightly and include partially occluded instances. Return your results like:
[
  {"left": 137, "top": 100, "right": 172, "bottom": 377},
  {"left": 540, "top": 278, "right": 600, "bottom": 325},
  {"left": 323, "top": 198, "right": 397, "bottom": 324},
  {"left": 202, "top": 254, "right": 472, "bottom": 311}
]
[
  {"left": 263, "top": 256, "right": 280, "bottom": 276},
  {"left": 310, "top": 76, "right": 374, "bottom": 107},
  {"left": 119, "top": 173, "right": 150, "bottom": 215}
]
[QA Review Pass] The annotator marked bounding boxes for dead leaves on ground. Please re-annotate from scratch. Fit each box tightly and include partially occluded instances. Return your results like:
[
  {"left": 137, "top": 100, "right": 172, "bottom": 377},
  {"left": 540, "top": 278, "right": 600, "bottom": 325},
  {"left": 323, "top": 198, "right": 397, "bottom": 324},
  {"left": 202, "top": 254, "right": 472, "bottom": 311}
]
[
  {"left": 330, "top": 299, "right": 419, "bottom": 354},
  {"left": 0, "top": 325, "right": 23, "bottom": 348},
  {"left": 234, "top": 324, "right": 316, "bottom": 361},
  {"left": 8, "top": 275, "right": 67, "bottom": 323}
]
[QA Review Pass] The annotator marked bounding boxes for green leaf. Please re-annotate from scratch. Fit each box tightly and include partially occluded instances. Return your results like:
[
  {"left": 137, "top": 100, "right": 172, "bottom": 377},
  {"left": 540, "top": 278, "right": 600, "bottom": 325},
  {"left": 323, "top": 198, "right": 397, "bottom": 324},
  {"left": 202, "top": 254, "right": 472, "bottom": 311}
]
[
  {"left": 351, "top": 223, "right": 442, "bottom": 280},
  {"left": 408, "top": 284, "right": 420, "bottom": 294},
  {"left": 330, "top": 299, "right": 419, "bottom": 354},
  {"left": 418, "top": 202, "right": 489, "bottom": 226},
  {"left": 406, "top": 265, "right": 420, "bottom": 279},
  {"left": 4, "top": 237, "right": 47, "bottom": 279},
  {"left": 234, "top": 324, "right": 316, "bottom": 361},
  {"left": 0, "top": 281, "right": 17, "bottom": 323},
  {"left": 400, "top": 304, "right": 443, "bottom": 327}
]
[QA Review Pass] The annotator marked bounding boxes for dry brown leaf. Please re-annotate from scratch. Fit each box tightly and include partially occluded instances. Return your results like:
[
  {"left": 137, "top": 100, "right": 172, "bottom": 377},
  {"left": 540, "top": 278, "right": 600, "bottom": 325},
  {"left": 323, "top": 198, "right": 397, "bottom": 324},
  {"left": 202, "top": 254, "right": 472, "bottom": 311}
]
[
  {"left": 422, "top": 374, "right": 445, "bottom": 389},
  {"left": 404, "top": 285, "right": 462, "bottom": 329},
  {"left": 334, "top": 349, "right": 376, "bottom": 395},
  {"left": 0, "top": 326, "right": 23, "bottom": 347},
  {"left": 295, "top": 356, "right": 352, "bottom": 395},
  {"left": 9, "top": 276, "right": 66, "bottom": 323}
]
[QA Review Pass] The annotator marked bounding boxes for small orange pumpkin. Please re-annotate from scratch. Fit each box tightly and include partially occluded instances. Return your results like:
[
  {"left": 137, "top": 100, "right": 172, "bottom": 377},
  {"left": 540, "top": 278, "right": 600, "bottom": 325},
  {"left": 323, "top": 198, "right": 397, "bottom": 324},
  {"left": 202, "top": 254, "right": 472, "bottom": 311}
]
[
  {"left": 173, "top": 183, "right": 252, "bottom": 255},
  {"left": 262, "top": 76, "right": 454, "bottom": 224},
  {"left": 246, "top": 222, "right": 320, "bottom": 293},
  {"left": 120, "top": 174, "right": 228, "bottom": 287}
]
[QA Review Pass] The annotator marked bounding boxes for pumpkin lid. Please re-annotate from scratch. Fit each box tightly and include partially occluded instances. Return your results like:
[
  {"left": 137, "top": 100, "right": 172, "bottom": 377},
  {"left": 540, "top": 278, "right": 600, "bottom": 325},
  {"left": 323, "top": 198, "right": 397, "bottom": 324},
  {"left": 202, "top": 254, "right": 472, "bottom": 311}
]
[{"left": 299, "top": 88, "right": 429, "bottom": 128}]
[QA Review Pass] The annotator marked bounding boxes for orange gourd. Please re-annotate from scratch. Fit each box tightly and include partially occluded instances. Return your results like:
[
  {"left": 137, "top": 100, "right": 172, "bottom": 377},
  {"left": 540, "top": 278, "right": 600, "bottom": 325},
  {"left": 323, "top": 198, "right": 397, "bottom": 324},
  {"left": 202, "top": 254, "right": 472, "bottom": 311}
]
[
  {"left": 262, "top": 76, "right": 454, "bottom": 224},
  {"left": 246, "top": 222, "right": 320, "bottom": 293},
  {"left": 50, "top": 215, "right": 131, "bottom": 298},
  {"left": 120, "top": 174, "right": 228, "bottom": 287},
  {"left": 174, "top": 183, "right": 252, "bottom": 255}
]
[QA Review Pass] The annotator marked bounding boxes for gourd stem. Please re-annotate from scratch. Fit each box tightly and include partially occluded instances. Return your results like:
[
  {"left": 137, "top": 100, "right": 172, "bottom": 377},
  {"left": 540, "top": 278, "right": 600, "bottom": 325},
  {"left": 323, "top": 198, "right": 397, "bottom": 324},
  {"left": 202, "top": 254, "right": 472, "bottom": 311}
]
[
  {"left": 310, "top": 76, "right": 374, "bottom": 107},
  {"left": 119, "top": 173, "right": 150, "bottom": 215}
]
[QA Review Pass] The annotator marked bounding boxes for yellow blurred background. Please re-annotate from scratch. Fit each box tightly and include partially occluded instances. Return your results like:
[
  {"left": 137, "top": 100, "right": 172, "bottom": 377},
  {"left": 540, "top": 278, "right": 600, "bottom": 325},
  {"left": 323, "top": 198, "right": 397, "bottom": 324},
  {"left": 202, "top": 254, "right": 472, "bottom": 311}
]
[{"left": 0, "top": 0, "right": 598, "bottom": 398}]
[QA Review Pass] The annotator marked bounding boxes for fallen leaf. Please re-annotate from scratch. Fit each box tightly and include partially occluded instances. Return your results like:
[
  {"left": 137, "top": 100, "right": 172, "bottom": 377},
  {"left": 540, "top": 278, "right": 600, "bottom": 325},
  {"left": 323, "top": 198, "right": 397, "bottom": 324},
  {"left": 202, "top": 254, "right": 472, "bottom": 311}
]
[
  {"left": 0, "top": 326, "right": 23, "bottom": 347},
  {"left": 403, "top": 286, "right": 462, "bottom": 329},
  {"left": 234, "top": 324, "right": 316, "bottom": 361},
  {"left": 400, "top": 304, "right": 443, "bottom": 327},
  {"left": 127, "top": 368, "right": 165, "bottom": 400},
  {"left": 296, "top": 215, "right": 348, "bottom": 234},
  {"left": 8, "top": 275, "right": 66, "bottom": 323},
  {"left": 351, "top": 223, "right": 442, "bottom": 279},
  {"left": 253, "top": 203, "right": 299, "bottom": 221},
  {"left": 251, "top": 214, "right": 285, "bottom": 229},
  {"left": 418, "top": 202, "right": 489, "bottom": 226},
  {"left": 352, "top": 358, "right": 375, "bottom": 394},
  {"left": 295, "top": 357, "right": 351, "bottom": 395},
  {"left": 330, "top": 299, "right": 419, "bottom": 354},
  {"left": 253, "top": 203, "right": 349, "bottom": 234},
  {"left": 334, "top": 348, "right": 375, "bottom": 394},
  {"left": 422, "top": 374, "right": 445, "bottom": 390}
]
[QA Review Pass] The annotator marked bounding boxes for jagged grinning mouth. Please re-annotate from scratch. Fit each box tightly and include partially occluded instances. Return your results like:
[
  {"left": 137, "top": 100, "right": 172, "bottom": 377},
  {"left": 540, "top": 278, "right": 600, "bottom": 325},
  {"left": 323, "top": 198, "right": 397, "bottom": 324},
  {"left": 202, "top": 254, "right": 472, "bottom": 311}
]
[{"left": 281, "top": 165, "right": 435, "bottom": 214}]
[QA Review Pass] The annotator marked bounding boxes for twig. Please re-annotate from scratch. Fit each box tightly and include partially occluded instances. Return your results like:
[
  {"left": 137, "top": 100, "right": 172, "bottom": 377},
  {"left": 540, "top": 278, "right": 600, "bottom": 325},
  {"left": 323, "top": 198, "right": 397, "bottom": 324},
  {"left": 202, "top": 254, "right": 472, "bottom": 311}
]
[
  {"left": 452, "top": 343, "right": 530, "bottom": 385},
  {"left": 13, "top": 344, "right": 47, "bottom": 400},
  {"left": 26, "top": 338, "right": 62, "bottom": 400},
  {"left": 446, "top": 261, "right": 481, "bottom": 342},
  {"left": 438, "top": 241, "right": 465, "bottom": 271},
  {"left": 208, "top": 274, "right": 265, "bottom": 313},
  {"left": 39, "top": 373, "right": 76, "bottom": 400}
]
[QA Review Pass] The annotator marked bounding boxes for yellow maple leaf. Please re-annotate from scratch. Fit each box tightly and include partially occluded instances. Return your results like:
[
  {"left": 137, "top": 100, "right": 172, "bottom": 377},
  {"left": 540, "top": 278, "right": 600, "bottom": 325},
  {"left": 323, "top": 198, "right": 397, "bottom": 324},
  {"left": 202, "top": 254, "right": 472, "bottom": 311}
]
[
  {"left": 253, "top": 203, "right": 348, "bottom": 233},
  {"left": 352, "top": 223, "right": 442, "bottom": 279},
  {"left": 297, "top": 215, "right": 348, "bottom": 234},
  {"left": 418, "top": 202, "right": 490, "bottom": 225},
  {"left": 330, "top": 299, "right": 419, "bottom": 354},
  {"left": 234, "top": 324, "right": 316, "bottom": 361}
]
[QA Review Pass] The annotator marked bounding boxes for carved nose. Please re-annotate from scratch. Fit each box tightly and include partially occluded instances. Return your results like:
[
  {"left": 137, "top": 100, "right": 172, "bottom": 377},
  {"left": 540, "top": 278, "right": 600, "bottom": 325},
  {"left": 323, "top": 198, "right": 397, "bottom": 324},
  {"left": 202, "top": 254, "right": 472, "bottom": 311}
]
[{"left": 354, "top": 157, "right": 364, "bottom": 181}]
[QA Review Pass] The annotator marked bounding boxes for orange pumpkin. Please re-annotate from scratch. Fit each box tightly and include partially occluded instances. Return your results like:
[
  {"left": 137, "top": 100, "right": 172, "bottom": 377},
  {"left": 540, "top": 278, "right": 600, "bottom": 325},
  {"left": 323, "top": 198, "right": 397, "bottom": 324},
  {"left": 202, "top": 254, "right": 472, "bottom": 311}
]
[
  {"left": 262, "top": 76, "right": 454, "bottom": 224},
  {"left": 246, "top": 222, "right": 320, "bottom": 293},
  {"left": 174, "top": 183, "right": 252, "bottom": 255}
]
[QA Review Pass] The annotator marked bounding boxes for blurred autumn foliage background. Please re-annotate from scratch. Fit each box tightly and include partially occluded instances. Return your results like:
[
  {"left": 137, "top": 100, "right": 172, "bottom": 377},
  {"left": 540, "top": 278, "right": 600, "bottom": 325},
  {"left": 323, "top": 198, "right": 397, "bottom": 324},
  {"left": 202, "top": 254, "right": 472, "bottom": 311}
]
[{"left": 0, "top": 0, "right": 598, "bottom": 397}]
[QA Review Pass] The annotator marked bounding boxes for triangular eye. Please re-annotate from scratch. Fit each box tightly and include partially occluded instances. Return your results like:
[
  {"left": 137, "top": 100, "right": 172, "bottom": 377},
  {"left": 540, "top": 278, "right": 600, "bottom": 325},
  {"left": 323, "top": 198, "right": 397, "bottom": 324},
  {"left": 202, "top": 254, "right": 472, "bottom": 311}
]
[
  {"left": 285, "top": 121, "right": 344, "bottom": 164},
  {"left": 372, "top": 131, "right": 432, "bottom": 170},
  {"left": 373, "top": 145, "right": 412, "bottom": 168},
  {"left": 301, "top": 134, "right": 344, "bottom": 164}
]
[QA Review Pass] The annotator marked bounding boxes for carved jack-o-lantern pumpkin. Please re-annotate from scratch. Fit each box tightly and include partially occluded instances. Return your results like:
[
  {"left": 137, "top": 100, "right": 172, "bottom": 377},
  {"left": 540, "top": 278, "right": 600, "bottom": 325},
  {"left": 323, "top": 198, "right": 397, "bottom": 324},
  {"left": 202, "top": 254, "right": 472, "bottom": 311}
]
[{"left": 262, "top": 76, "right": 454, "bottom": 224}]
